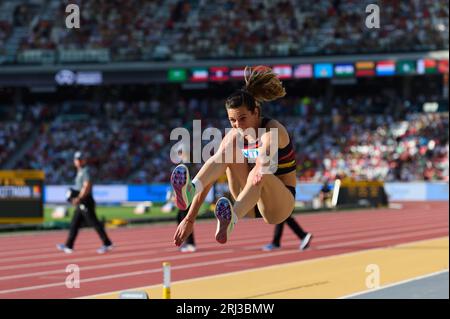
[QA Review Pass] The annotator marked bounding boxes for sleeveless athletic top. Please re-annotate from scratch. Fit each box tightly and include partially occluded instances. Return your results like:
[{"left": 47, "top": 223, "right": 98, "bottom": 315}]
[{"left": 241, "top": 117, "right": 297, "bottom": 176}]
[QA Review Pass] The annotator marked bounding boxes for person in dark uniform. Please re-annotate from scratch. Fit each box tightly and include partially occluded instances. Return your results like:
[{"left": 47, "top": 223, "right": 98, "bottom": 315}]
[
  {"left": 56, "top": 151, "right": 113, "bottom": 254},
  {"left": 319, "top": 179, "right": 332, "bottom": 208},
  {"left": 262, "top": 216, "right": 312, "bottom": 251}
]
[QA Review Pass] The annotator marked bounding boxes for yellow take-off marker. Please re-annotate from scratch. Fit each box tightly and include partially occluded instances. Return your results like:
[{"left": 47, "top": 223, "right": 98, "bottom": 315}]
[{"left": 162, "top": 262, "right": 171, "bottom": 299}]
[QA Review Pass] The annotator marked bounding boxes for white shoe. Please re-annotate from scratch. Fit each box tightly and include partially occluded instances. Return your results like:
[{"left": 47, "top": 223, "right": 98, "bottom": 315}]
[
  {"left": 56, "top": 243, "right": 73, "bottom": 254},
  {"left": 300, "top": 233, "right": 313, "bottom": 251},
  {"left": 180, "top": 244, "right": 196, "bottom": 253},
  {"left": 97, "top": 245, "right": 113, "bottom": 254}
]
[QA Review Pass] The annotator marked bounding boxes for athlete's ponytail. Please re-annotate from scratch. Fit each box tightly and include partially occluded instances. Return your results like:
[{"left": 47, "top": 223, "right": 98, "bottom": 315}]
[
  {"left": 244, "top": 65, "right": 286, "bottom": 103},
  {"left": 225, "top": 65, "right": 286, "bottom": 113}
]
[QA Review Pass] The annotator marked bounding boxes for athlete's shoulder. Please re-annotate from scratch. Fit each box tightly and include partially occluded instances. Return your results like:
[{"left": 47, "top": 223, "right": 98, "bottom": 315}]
[
  {"left": 264, "top": 118, "right": 289, "bottom": 136},
  {"left": 223, "top": 127, "right": 240, "bottom": 140}
]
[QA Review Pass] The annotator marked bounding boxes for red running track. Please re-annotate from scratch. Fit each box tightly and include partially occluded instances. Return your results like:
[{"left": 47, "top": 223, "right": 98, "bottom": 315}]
[{"left": 0, "top": 201, "right": 447, "bottom": 299}]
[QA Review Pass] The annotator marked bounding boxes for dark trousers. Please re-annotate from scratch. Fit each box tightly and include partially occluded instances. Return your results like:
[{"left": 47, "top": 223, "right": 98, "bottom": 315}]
[
  {"left": 177, "top": 209, "right": 195, "bottom": 245},
  {"left": 272, "top": 216, "right": 307, "bottom": 247},
  {"left": 66, "top": 197, "right": 112, "bottom": 249}
]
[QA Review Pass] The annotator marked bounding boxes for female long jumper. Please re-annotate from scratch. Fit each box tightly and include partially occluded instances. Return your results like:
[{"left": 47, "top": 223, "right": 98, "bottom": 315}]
[{"left": 171, "top": 66, "right": 298, "bottom": 246}]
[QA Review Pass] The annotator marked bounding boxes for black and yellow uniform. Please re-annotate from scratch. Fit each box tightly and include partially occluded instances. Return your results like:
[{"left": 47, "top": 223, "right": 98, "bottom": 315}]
[
  {"left": 241, "top": 117, "right": 297, "bottom": 217},
  {"left": 242, "top": 117, "right": 297, "bottom": 175}
]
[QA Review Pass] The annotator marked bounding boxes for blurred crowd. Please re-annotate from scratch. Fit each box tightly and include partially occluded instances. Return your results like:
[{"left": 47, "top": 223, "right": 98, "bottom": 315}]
[
  {"left": 0, "top": 20, "right": 11, "bottom": 58},
  {"left": 15, "top": 117, "right": 170, "bottom": 184},
  {"left": 0, "top": 102, "right": 58, "bottom": 167},
  {"left": 3, "top": 93, "right": 446, "bottom": 184},
  {"left": 288, "top": 112, "right": 449, "bottom": 182},
  {"left": 0, "top": 0, "right": 448, "bottom": 63},
  {"left": 0, "top": 122, "right": 34, "bottom": 167}
]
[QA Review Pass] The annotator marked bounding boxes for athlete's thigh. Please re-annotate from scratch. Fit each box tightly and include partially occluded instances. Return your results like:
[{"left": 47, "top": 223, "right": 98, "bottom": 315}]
[
  {"left": 256, "top": 174, "right": 295, "bottom": 224},
  {"left": 225, "top": 164, "right": 249, "bottom": 200},
  {"left": 226, "top": 164, "right": 257, "bottom": 218}
]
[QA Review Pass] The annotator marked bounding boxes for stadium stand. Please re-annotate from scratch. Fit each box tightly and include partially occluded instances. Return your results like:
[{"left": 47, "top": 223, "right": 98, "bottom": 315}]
[
  {"left": 4, "top": 93, "right": 448, "bottom": 184},
  {"left": 0, "top": 0, "right": 448, "bottom": 186},
  {"left": 0, "top": 0, "right": 448, "bottom": 64}
]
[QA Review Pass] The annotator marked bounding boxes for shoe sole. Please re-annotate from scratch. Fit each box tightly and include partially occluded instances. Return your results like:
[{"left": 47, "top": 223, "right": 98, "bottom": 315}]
[
  {"left": 170, "top": 164, "right": 190, "bottom": 210},
  {"left": 215, "top": 198, "right": 233, "bottom": 244}
]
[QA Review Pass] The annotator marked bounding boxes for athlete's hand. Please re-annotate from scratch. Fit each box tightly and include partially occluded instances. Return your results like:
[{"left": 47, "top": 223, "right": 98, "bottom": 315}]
[
  {"left": 253, "top": 170, "right": 263, "bottom": 186},
  {"left": 173, "top": 218, "right": 195, "bottom": 246},
  {"left": 252, "top": 160, "right": 265, "bottom": 186},
  {"left": 72, "top": 197, "right": 81, "bottom": 206}
]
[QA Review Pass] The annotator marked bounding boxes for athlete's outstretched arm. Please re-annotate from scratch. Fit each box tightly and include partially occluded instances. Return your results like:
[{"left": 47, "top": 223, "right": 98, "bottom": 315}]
[
  {"left": 252, "top": 131, "right": 276, "bottom": 185},
  {"left": 186, "top": 128, "right": 239, "bottom": 191},
  {"left": 173, "top": 183, "right": 212, "bottom": 246}
]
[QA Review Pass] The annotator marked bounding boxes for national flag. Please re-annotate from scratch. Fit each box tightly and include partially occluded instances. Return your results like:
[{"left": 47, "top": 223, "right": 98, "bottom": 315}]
[
  {"left": 396, "top": 60, "right": 416, "bottom": 74},
  {"left": 314, "top": 63, "right": 333, "bottom": 78},
  {"left": 168, "top": 69, "right": 187, "bottom": 82},
  {"left": 438, "top": 60, "right": 449, "bottom": 74},
  {"left": 209, "top": 67, "right": 229, "bottom": 81},
  {"left": 190, "top": 68, "right": 209, "bottom": 82},
  {"left": 417, "top": 59, "right": 437, "bottom": 74},
  {"left": 355, "top": 61, "right": 375, "bottom": 77},
  {"left": 229, "top": 68, "right": 245, "bottom": 79},
  {"left": 272, "top": 65, "right": 292, "bottom": 79},
  {"left": 334, "top": 63, "right": 355, "bottom": 77},
  {"left": 293, "top": 64, "right": 313, "bottom": 78},
  {"left": 376, "top": 60, "right": 396, "bottom": 76}
]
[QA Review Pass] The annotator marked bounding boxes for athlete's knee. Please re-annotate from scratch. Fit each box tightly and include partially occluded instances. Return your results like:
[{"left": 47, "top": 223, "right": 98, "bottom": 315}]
[
  {"left": 264, "top": 214, "right": 287, "bottom": 225},
  {"left": 263, "top": 203, "right": 294, "bottom": 224},
  {"left": 245, "top": 168, "right": 264, "bottom": 186}
]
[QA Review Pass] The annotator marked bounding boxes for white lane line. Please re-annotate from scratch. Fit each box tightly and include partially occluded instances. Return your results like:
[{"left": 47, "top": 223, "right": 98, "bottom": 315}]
[
  {"left": 0, "top": 223, "right": 446, "bottom": 272},
  {"left": 0, "top": 232, "right": 447, "bottom": 295},
  {"left": 82, "top": 237, "right": 449, "bottom": 299},
  {"left": 0, "top": 209, "right": 442, "bottom": 255},
  {"left": 338, "top": 269, "right": 449, "bottom": 299}
]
